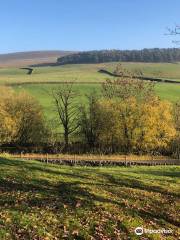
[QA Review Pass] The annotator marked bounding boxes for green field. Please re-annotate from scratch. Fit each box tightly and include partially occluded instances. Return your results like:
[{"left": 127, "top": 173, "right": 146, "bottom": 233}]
[
  {"left": 0, "top": 62, "right": 180, "bottom": 121},
  {"left": 0, "top": 64, "right": 109, "bottom": 85},
  {"left": 1, "top": 62, "right": 180, "bottom": 85},
  {"left": 0, "top": 157, "right": 179, "bottom": 239},
  {"left": 13, "top": 82, "right": 180, "bottom": 121},
  {"left": 14, "top": 83, "right": 101, "bottom": 120}
]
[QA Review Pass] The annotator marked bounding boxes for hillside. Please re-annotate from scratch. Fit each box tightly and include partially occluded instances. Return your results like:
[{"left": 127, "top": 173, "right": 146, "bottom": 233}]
[
  {"left": 1, "top": 49, "right": 180, "bottom": 68},
  {"left": 0, "top": 51, "right": 75, "bottom": 67},
  {"left": 0, "top": 63, "right": 179, "bottom": 116}
]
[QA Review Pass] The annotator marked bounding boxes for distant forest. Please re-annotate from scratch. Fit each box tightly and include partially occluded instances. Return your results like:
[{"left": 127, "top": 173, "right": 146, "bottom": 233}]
[{"left": 57, "top": 48, "right": 180, "bottom": 64}]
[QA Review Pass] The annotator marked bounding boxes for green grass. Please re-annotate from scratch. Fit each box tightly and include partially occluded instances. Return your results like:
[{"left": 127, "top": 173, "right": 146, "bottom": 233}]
[
  {"left": 0, "top": 64, "right": 109, "bottom": 85},
  {"left": 156, "top": 83, "right": 180, "bottom": 102},
  {"left": 107, "top": 62, "right": 180, "bottom": 81},
  {"left": 14, "top": 83, "right": 101, "bottom": 121},
  {"left": 1, "top": 62, "right": 180, "bottom": 122},
  {"left": 0, "top": 157, "right": 179, "bottom": 239},
  {"left": 1, "top": 62, "right": 180, "bottom": 85},
  {"left": 14, "top": 82, "right": 180, "bottom": 119}
]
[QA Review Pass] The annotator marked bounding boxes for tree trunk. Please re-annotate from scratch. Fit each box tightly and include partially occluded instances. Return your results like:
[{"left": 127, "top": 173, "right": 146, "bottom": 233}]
[{"left": 64, "top": 129, "right": 69, "bottom": 152}]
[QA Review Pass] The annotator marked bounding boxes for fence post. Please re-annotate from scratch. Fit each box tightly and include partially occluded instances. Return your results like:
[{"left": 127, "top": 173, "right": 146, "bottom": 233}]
[
  {"left": 74, "top": 154, "right": 76, "bottom": 165},
  {"left": 125, "top": 155, "right": 127, "bottom": 166}
]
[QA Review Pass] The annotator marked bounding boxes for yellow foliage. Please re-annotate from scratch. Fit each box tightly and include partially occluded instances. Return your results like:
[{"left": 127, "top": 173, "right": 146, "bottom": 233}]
[
  {"left": 0, "top": 87, "right": 46, "bottom": 145},
  {"left": 96, "top": 97, "right": 176, "bottom": 152},
  {"left": 0, "top": 103, "right": 17, "bottom": 144}
]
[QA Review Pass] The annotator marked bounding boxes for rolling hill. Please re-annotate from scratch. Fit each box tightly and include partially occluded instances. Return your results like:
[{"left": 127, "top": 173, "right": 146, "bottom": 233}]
[{"left": 0, "top": 50, "right": 75, "bottom": 67}]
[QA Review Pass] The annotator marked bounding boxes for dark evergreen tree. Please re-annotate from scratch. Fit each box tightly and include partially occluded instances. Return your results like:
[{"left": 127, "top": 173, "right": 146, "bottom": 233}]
[{"left": 57, "top": 48, "right": 180, "bottom": 65}]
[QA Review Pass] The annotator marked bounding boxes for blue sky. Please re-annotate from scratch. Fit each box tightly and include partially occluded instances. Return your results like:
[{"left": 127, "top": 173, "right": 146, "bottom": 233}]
[{"left": 0, "top": 0, "right": 179, "bottom": 53}]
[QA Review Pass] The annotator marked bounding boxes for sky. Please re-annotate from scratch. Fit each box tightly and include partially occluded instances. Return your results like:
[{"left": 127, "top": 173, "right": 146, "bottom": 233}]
[{"left": 0, "top": 0, "right": 180, "bottom": 54}]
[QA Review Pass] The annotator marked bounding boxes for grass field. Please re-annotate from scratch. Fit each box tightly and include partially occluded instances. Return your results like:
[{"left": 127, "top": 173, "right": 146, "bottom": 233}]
[
  {"left": 106, "top": 62, "right": 180, "bottom": 81},
  {"left": 13, "top": 82, "right": 180, "bottom": 123},
  {"left": 0, "top": 62, "right": 180, "bottom": 122},
  {"left": 0, "top": 64, "right": 108, "bottom": 85},
  {"left": 0, "top": 157, "right": 179, "bottom": 240},
  {"left": 1, "top": 62, "right": 180, "bottom": 85}
]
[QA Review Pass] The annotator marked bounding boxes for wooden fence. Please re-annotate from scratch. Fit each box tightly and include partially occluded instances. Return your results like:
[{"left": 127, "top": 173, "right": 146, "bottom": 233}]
[{"left": 11, "top": 154, "right": 180, "bottom": 167}]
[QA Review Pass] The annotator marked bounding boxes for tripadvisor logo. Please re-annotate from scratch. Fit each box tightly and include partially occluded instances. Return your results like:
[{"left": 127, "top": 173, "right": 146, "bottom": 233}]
[
  {"left": 135, "top": 227, "right": 143, "bottom": 236},
  {"left": 134, "top": 227, "right": 173, "bottom": 236}
]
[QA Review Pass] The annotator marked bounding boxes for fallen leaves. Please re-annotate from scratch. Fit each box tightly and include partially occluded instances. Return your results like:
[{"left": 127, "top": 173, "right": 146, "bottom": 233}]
[{"left": 0, "top": 159, "right": 179, "bottom": 239}]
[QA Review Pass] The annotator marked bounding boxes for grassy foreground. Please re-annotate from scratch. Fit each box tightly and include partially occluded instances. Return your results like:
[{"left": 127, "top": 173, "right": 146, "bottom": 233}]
[{"left": 0, "top": 158, "right": 179, "bottom": 239}]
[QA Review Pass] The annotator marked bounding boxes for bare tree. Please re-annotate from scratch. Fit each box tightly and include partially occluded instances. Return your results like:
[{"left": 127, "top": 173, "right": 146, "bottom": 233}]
[
  {"left": 52, "top": 82, "right": 79, "bottom": 151},
  {"left": 166, "top": 25, "right": 180, "bottom": 44}
]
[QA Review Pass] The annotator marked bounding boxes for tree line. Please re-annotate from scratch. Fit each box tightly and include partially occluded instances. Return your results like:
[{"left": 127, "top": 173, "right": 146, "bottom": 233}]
[
  {"left": 0, "top": 66, "right": 179, "bottom": 157},
  {"left": 57, "top": 48, "right": 180, "bottom": 65}
]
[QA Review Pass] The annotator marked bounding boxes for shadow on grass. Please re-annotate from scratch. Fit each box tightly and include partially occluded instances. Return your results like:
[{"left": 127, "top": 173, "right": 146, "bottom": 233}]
[
  {"left": 58, "top": 182, "right": 125, "bottom": 209},
  {"left": 0, "top": 157, "right": 89, "bottom": 180},
  {"left": 0, "top": 157, "right": 26, "bottom": 166},
  {"left": 99, "top": 173, "right": 180, "bottom": 227},
  {"left": 129, "top": 169, "right": 180, "bottom": 178},
  {"left": 0, "top": 157, "right": 179, "bottom": 230},
  {"left": 100, "top": 172, "right": 180, "bottom": 198}
]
